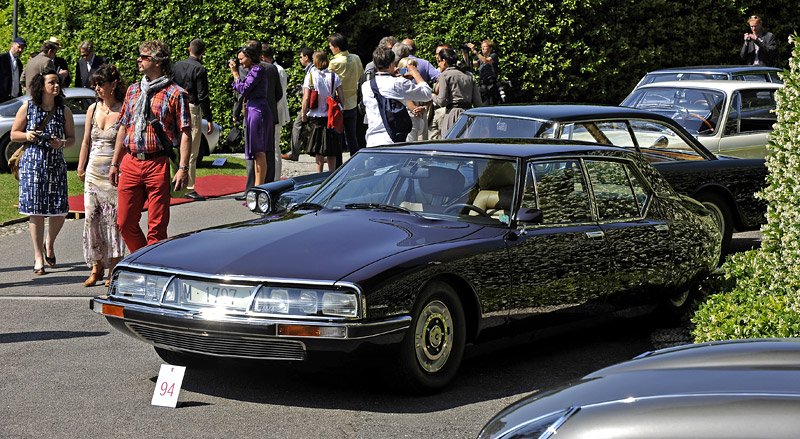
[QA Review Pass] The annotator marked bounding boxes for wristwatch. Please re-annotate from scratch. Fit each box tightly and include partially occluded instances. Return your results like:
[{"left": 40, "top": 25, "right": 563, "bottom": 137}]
[
  {"left": 110, "top": 163, "right": 119, "bottom": 168},
  {"left": 178, "top": 165, "right": 190, "bottom": 171}
]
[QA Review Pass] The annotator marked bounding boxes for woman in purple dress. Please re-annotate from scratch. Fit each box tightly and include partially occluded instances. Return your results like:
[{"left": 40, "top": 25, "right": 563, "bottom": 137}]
[{"left": 229, "top": 45, "right": 273, "bottom": 185}]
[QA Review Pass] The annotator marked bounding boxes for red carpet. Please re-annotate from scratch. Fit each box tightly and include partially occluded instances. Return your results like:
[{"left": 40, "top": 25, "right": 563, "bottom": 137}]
[{"left": 68, "top": 174, "right": 246, "bottom": 215}]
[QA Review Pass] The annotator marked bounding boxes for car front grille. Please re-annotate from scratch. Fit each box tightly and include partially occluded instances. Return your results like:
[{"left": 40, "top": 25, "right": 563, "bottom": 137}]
[{"left": 126, "top": 322, "right": 307, "bottom": 361}]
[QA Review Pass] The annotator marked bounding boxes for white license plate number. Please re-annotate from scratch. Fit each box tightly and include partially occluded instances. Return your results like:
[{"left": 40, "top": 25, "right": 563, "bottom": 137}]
[{"left": 184, "top": 281, "right": 253, "bottom": 308}]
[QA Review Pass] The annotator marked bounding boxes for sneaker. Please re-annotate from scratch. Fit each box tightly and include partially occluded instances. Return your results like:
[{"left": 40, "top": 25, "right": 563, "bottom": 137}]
[
  {"left": 185, "top": 191, "right": 206, "bottom": 201},
  {"left": 281, "top": 153, "right": 298, "bottom": 161}
]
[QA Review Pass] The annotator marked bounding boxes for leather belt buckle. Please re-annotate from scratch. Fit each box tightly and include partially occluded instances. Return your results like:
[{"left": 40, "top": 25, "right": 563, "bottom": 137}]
[{"left": 136, "top": 152, "right": 146, "bottom": 160}]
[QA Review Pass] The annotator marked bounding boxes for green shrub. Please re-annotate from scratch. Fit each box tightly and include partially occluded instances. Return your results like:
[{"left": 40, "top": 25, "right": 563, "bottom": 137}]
[{"left": 692, "top": 35, "right": 800, "bottom": 342}]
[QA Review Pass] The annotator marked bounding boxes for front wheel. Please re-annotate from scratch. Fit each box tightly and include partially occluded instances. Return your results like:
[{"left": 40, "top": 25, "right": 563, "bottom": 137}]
[{"left": 397, "top": 280, "right": 465, "bottom": 394}]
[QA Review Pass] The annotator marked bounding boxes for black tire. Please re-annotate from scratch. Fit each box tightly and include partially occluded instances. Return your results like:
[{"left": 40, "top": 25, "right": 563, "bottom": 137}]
[
  {"left": 397, "top": 280, "right": 466, "bottom": 394},
  {"left": 695, "top": 192, "right": 733, "bottom": 253},
  {"left": 154, "top": 346, "right": 214, "bottom": 369},
  {"left": 655, "top": 286, "right": 695, "bottom": 327}
]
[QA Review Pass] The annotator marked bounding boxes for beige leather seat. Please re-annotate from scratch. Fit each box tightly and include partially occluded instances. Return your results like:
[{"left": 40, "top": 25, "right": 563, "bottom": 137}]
[{"left": 471, "top": 161, "right": 516, "bottom": 219}]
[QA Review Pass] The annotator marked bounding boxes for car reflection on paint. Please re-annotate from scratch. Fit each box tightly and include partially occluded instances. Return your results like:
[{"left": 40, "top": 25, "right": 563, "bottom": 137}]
[
  {"left": 91, "top": 139, "right": 720, "bottom": 393},
  {"left": 478, "top": 338, "right": 800, "bottom": 439}
]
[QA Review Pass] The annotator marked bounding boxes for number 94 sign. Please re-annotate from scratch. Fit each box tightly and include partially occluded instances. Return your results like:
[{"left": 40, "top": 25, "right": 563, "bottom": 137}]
[{"left": 151, "top": 364, "right": 187, "bottom": 408}]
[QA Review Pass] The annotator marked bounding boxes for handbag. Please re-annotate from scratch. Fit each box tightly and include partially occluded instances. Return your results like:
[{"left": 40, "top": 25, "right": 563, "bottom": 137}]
[
  {"left": 308, "top": 71, "right": 319, "bottom": 110},
  {"left": 10, "top": 109, "right": 56, "bottom": 180},
  {"left": 326, "top": 72, "right": 344, "bottom": 134}
]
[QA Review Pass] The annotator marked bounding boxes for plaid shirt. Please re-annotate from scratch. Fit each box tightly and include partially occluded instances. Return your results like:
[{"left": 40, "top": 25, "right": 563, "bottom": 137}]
[{"left": 118, "top": 81, "right": 191, "bottom": 154}]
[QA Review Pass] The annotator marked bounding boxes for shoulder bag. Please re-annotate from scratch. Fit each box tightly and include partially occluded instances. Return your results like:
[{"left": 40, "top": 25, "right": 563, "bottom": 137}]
[
  {"left": 326, "top": 72, "right": 344, "bottom": 133},
  {"left": 308, "top": 71, "right": 319, "bottom": 110},
  {"left": 369, "top": 76, "right": 412, "bottom": 142}
]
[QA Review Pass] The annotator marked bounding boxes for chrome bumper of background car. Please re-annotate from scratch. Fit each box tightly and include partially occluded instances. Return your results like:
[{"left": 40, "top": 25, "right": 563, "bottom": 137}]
[{"left": 90, "top": 296, "right": 411, "bottom": 361}]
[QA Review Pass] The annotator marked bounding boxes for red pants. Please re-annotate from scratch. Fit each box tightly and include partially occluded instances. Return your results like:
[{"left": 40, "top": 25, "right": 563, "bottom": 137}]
[{"left": 116, "top": 154, "right": 171, "bottom": 253}]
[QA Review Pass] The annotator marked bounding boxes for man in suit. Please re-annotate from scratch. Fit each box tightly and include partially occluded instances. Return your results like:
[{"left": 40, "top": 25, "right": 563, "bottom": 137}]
[
  {"left": 235, "top": 40, "right": 282, "bottom": 200},
  {"left": 0, "top": 37, "right": 26, "bottom": 102},
  {"left": 21, "top": 39, "right": 59, "bottom": 92},
  {"left": 261, "top": 43, "right": 289, "bottom": 181},
  {"left": 741, "top": 15, "right": 777, "bottom": 66},
  {"left": 75, "top": 40, "right": 105, "bottom": 88}
]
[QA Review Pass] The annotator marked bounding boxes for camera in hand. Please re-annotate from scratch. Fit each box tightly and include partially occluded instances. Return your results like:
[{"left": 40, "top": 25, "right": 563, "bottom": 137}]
[
  {"left": 459, "top": 43, "right": 472, "bottom": 51},
  {"left": 37, "top": 132, "right": 53, "bottom": 142},
  {"left": 228, "top": 57, "right": 240, "bottom": 68}
]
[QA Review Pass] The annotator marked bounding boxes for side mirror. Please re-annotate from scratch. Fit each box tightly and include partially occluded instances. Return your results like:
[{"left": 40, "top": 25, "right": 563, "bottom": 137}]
[{"left": 516, "top": 208, "right": 543, "bottom": 224}]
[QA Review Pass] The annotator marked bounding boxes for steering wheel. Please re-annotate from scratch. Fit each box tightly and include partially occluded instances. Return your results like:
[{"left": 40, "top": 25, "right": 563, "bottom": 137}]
[
  {"left": 686, "top": 113, "right": 714, "bottom": 133},
  {"left": 443, "top": 203, "right": 491, "bottom": 217}
]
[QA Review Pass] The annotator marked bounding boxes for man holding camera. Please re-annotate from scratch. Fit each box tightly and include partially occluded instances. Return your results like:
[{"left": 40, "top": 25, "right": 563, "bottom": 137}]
[
  {"left": 109, "top": 40, "right": 191, "bottom": 253},
  {"left": 467, "top": 39, "right": 501, "bottom": 105},
  {"left": 741, "top": 15, "right": 776, "bottom": 66}
]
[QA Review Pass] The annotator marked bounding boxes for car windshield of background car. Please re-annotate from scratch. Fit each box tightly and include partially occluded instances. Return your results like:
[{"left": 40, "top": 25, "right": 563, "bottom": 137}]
[
  {"left": 622, "top": 87, "right": 725, "bottom": 136},
  {"left": 447, "top": 115, "right": 554, "bottom": 139},
  {"left": 306, "top": 152, "right": 518, "bottom": 224}
]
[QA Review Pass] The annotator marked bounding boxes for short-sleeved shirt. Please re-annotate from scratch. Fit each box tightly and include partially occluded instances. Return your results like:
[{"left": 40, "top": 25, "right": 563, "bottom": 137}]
[
  {"left": 118, "top": 81, "right": 191, "bottom": 154},
  {"left": 303, "top": 68, "right": 342, "bottom": 118},
  {"left": 328, "top": 51, "right": 363, "bottom": 110}
]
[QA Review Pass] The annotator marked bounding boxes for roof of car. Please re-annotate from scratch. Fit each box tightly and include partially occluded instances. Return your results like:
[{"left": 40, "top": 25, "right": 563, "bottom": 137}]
[
  {"left": 370, "top": 138, "right": 628, "bottom": 159},
  {"left": 647, "top": 65, "right": 782, "bottom": 74},
  {"left": 458, "top": 104, "right": 682, "bottom": 124},
  {"left": 635, "top": 79, "right": 784, "bottom": 92}
]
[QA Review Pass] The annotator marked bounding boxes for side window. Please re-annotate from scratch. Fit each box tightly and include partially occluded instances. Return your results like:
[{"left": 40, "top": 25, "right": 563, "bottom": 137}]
[
  {"left": 585, "top": 160, "right": 642, "bottom": 220},
  {"left": 724, "top": 92, "right": 741, "bottom": 135},
  {"left": 523, "top": 160, "right": 593, "bottom": 224},
  {"left": 769, "top": 72, "right": 783, "bottom": 84},
  {"left": 738, "top": 89, "right": 777, "bottom": 133},
  {"left": 560, "top": 122, "right": 634, "bottom": 147},
  {"left": 65, "top": 97, "right": 89, "bottom": 115},
  {"left": 629, "top": 119, "right": 702, "bottom": 160}
]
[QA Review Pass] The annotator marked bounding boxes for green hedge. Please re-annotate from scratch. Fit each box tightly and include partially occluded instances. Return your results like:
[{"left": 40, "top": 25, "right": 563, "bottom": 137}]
[
  {"left": 2, "top": 0, "right": 797, "bottom": 150},
  {"left": 692, "top": 34, "right": 800, "bottom": 342}
]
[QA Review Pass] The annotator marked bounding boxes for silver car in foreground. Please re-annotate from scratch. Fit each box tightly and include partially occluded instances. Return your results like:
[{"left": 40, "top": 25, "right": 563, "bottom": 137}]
[
  {"left": 479, "top": 338, "right": 800, "bottom": 439},
  {"left": 0, "top": 87, "right": 221, "bottom": 171}
]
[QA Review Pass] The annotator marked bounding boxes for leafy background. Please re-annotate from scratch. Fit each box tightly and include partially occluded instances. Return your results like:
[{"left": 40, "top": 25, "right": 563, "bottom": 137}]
[{"left": 1, "top": 0, "right": 796, "bottom": 147}]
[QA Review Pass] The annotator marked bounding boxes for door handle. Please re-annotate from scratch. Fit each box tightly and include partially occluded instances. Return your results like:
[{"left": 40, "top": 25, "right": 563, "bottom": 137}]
[
  {"left": 654, "top": 224, "right": 669, "bottom": 232},
  {"left": 585, "top": 230, "right": 605, "bottom": 239}
]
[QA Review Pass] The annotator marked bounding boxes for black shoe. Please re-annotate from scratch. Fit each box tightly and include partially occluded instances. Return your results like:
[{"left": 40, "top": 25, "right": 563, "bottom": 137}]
[
  {"left": 281, "top": 153, "right": 299, "bottom": 161},
  {"left": 185, "top": 191, "right": 206, "bottom": 201},
  {"left": 234, "top": 194, "right": 246, "bottom": 201}
]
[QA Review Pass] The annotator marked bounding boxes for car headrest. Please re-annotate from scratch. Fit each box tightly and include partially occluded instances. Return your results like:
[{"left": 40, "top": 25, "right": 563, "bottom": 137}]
[
  {"left": 478, "top": 161, "right": 516, "bottom": 189},
  {"left": 419, "top": 166, "right": 466, "bottom": 196}
]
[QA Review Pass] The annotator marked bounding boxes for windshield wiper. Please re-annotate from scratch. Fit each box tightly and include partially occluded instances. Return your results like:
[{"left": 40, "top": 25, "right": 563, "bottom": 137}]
[
  {"left": 344, "top": 203, "right": 423, "bottom": 217},
  {"left": 291, "top": 202, "right": 325, "bottom": 211}
]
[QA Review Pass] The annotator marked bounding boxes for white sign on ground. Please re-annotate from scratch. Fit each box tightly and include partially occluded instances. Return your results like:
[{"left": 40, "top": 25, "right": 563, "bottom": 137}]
[{"left": 151, "top": 364, "right": 186, "bottom": 408}]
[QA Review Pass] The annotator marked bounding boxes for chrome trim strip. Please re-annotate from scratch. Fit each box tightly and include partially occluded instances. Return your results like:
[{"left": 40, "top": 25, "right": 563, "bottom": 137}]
[
  {"left": 94, "top": 297, "right": 411, "bottom": 340},
  {"left": 539, "top": 406, "right": 580, "bottom": 439},
  {"left": 583, "top": 392, "right": 800, "bottom": 410}
]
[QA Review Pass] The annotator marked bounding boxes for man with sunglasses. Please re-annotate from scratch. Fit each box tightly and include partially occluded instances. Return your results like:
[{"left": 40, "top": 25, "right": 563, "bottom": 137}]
[{"left": 108, "top": 40, "right": 191, "bottom": 253}]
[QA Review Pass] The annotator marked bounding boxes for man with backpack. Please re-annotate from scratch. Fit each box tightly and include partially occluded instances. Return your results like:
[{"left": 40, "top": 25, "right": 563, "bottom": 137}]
[{"left": 360, "top": 47, "right": 432, "bottom": 147}]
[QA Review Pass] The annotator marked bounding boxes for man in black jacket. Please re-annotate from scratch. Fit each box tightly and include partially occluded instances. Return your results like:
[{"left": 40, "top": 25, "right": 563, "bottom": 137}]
[
  {"left": 0, "top": 37, "right": 26, "bottom": 102},
  {"left": 741, "top": 15, "right": 776, "bottom": 66},
  {"left": 75, "top": 40, "right": 106, "bottom": 88},
  {"left": 173, "top": 38, "right": 214, "bottom": 200}
]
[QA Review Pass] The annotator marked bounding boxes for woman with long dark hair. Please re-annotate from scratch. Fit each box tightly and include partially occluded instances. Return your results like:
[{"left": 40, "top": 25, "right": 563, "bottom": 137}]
[
  {"left": 77, "top": 65, "right": 127, "bottom": 286},
  {"left": 229, "top": 45, "right": 272, "bottom": 185},
  {"left": 10, "top": 70, "right": 75, "bottom": 275}
]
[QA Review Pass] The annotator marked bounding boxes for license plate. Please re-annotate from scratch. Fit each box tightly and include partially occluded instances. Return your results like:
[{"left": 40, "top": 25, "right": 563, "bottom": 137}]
[{"left": 182, "top": 280, "right": 254, "bottom": 309}]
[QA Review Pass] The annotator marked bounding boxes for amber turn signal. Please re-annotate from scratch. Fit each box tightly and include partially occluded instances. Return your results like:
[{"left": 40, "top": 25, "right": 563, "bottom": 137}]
[{"left": 102, "top": 304, "right": 125, "bottom": 318}]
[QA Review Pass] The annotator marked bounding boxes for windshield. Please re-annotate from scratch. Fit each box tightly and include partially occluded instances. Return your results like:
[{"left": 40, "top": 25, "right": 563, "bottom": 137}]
[
  {"left": 446, "top": 115, "right": 555, "bottom": 140},
  {"left": 306, "top": 152, "right": 518, "bottom": 225},
  {"left": 622, "top": 87, "right": 726, "bottom": 136}
]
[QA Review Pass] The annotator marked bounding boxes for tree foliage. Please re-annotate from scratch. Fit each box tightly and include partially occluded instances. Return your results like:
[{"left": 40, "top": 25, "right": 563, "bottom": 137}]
[
  {"left": 692, "top": 35, "right": 800, "bottom": 342},
  {"left": 2, "top": 0, "right": 797, "bottom": 149}
]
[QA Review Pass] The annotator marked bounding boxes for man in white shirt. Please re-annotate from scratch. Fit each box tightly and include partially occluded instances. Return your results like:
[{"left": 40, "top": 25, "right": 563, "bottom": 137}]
[{"left": 361, "top": 47, "right": 432, "bottom": 147}]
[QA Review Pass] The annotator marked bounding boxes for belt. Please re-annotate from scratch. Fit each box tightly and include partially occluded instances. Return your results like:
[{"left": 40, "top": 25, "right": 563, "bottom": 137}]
[{"left": 128, "top": 149, "right": 170, "bottom": 160}]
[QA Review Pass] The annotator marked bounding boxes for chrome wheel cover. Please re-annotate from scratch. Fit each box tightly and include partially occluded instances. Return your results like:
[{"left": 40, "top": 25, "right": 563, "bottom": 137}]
[
  {"left": 414, "top": 300, "right": 453, "bottom": 373},
  {"left": 668, "top": 289, "right": 689, "bottom": 308}
]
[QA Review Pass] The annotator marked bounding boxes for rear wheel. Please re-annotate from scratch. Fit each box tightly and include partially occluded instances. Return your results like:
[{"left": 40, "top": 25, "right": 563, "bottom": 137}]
[
  {"left": 695, "top": 192, "right": 733, "bottom": 253},
  {"left": 154, "top": 346, "right": 214, "bottom": 369},
  {"left": 397, "top": 280, "right": 465, "bottom": 394}
]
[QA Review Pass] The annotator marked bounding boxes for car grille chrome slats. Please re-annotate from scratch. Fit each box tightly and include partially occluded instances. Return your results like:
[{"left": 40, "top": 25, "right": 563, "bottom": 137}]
[{"left": 127, "top": 322, "right": 307, "bottom": 360}]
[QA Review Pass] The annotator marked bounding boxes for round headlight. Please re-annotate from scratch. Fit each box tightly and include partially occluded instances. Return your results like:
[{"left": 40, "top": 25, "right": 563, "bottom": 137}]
[
  {"left": 246, "top": 190, "right": 258, "bottom": 211},
  {"left": 257, "top": 191, "right": 272, "bottom": 213}
]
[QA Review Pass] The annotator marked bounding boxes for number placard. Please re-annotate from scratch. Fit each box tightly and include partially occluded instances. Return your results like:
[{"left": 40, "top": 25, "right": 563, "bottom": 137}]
[{"left": 151, "top": 364, "right": 187, "bottom": 408}]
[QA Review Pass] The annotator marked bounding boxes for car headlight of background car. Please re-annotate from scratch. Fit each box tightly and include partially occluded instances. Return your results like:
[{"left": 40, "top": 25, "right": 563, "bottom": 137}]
[
  {"left": 246, "top": 189, "right": 272, "bottom": 214},
  {"left": 111, "top": 270, "right": 359, "bottom": 318}
]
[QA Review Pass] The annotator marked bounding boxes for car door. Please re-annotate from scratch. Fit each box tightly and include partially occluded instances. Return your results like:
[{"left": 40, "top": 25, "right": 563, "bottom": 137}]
[
  {"left": 506, "top": 158, "right": 611, "bottom": 331},
  {"left": 584, "top": 159, "right": 672, "bottom": 306},
  {"left": 61, "top": 96, "right": 92, "bottom": 162},
  {"left": 718, "top": 89, "right": 777, "bottom": 159}
]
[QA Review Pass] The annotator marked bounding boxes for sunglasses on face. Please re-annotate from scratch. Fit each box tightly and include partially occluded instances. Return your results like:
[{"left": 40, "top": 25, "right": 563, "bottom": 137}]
[{"left": 137, "top": 53, "right": 153, "bottom": 61}]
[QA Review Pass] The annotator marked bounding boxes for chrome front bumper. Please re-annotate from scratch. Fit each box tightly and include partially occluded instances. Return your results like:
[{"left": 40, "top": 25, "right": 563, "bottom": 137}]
[{"left": 90, "top": 296, "right": 411, "bottom": 361}]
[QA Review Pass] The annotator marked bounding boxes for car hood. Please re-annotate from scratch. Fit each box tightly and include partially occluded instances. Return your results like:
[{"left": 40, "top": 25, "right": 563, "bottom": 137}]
[{"left": 126, "top": 209, "right": 481, "bottom": 281}]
